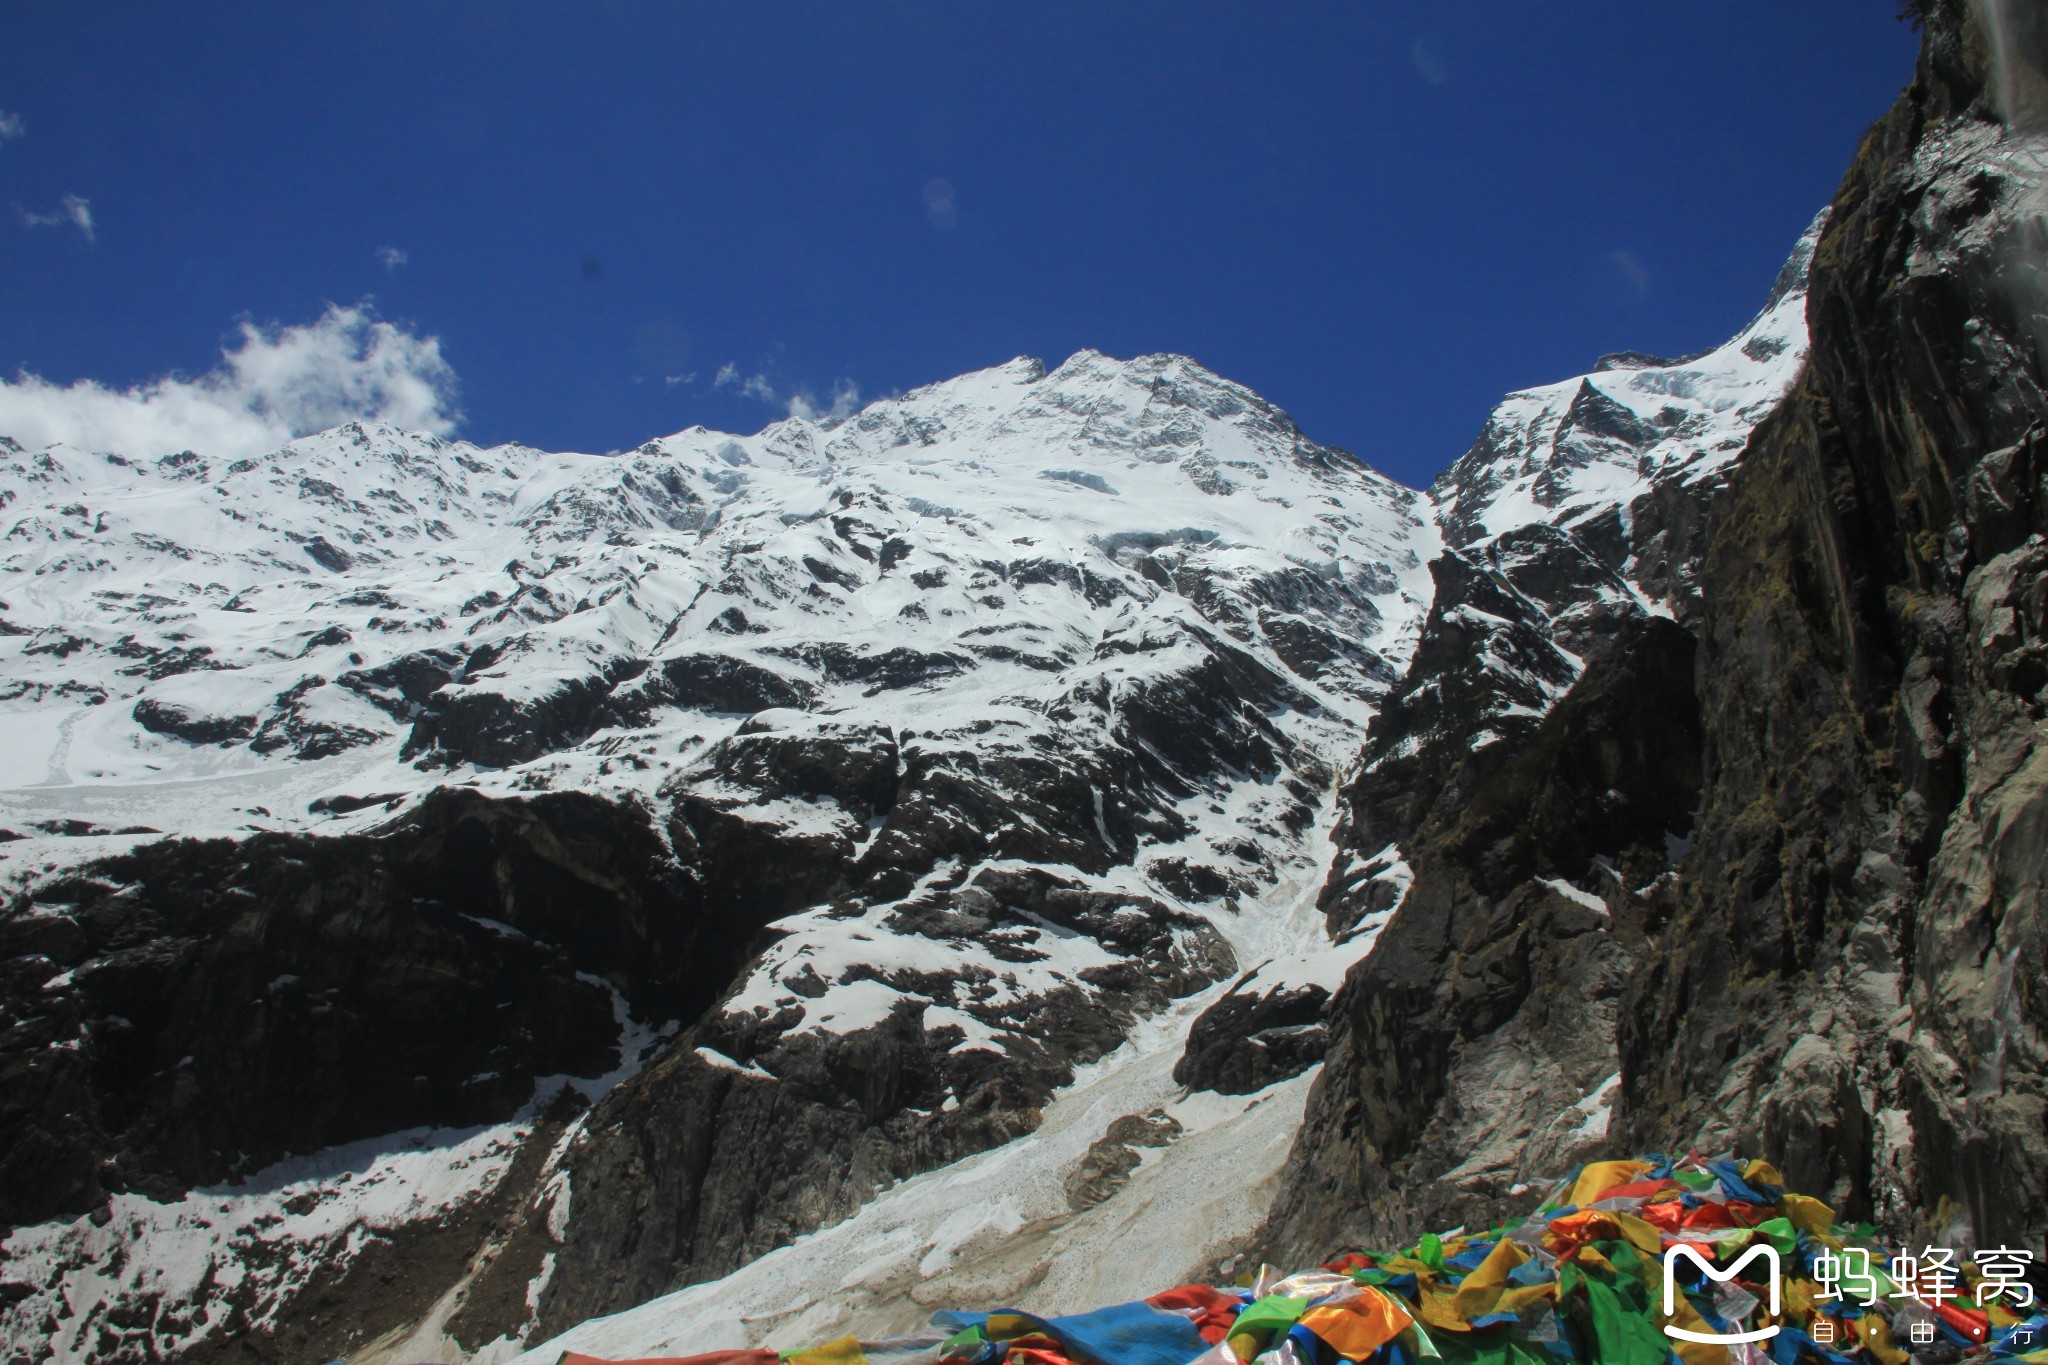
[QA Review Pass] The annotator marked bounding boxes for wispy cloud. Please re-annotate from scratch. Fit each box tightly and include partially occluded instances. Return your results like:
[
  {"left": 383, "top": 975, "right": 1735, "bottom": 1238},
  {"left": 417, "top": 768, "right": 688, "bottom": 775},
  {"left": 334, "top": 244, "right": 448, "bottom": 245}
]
[
  {"left": 715, "top": 361, "right": 861, "bottom": 421},
  {"left": 20, "top": 193, "right": 94, "bottom": 242},
  {"left": 0, "top": 111, "right": 23, "bottom": 145},
  {"left": 1608, "top": 250, "right": 1649, "bottom": 303},
  {"left": 1410, "top": 37, "right": 1452, "bottom": 86},
  {"left": 788, "top": 380, "right": 862, "bottom": 421},
  {"left": 376, "top": 245, "right": 408, "bottom": 271},
  {"left": 923, "top": 178, "right": 958, "bottom": 230},
  {"left": 0, "top": 303, "right": 461, "bottom": 459}
]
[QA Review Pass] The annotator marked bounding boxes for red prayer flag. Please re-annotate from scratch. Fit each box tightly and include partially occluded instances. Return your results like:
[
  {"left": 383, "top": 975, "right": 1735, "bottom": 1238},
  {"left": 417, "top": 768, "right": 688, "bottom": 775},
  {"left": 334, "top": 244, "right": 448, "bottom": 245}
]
[
  {"left": 1147, "top": 1284, "right": 1243, "bottom": 1344},
  {"left": 1934, "top": 1303, "right": 1990, "bottom": 1343}
]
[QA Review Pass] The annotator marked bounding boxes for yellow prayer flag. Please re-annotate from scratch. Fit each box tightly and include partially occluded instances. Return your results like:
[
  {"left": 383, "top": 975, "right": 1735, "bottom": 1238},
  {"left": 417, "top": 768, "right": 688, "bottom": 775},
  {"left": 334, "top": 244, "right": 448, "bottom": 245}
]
[
  {"left": 1450, "top": 1238, "right": 1531, "bottom": 1320},
  {"left": 783, "top": 1336, "right": 866, "bottom": 1365},
  {"left": 1567, "top": 1160, "right": 1653, "bottom": 1208},
  {"left": 1780, "top": 1193, "right": 1835, "bottom": 1238}
]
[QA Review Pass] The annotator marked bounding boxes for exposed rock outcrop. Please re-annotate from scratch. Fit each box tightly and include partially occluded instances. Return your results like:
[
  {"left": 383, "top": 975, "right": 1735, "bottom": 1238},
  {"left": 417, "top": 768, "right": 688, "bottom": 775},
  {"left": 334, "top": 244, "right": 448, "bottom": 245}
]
[
  {"left": 0, "top": 790, "right": 702, "bottom": 1228},
  {"left": 1619, "top": 0, "right": 2048, "bottom": 1247},
  {"left": 1269, "top": 0, "right": 2048, "bottom": 1264},
  {"left": 1265, "top": 616, "right": 1703, "bottom": 1255}
]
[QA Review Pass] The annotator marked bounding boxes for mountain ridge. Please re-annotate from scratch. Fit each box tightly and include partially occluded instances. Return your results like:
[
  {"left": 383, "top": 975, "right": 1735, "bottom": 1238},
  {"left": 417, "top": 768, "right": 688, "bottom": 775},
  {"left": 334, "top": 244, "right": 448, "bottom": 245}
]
[{"left": 0, "top": 219, "right": 1821, "bottom": 1361}]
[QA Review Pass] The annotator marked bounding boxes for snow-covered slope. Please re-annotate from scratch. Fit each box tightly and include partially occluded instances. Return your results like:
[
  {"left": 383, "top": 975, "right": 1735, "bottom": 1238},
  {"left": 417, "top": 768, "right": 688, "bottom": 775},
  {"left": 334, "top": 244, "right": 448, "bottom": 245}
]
[
  {"left": 1434, "top": 219, "right": 1816, "bottom": 558},
  {"left": 0, "top": 350, "right": 1436, "bottom": 1362},
  {"left": 0, "top": 217, "right": 1820, "bottom": 1361},
  {"left": 0, "top": 350, "right": 1423, "bottom": 842}
]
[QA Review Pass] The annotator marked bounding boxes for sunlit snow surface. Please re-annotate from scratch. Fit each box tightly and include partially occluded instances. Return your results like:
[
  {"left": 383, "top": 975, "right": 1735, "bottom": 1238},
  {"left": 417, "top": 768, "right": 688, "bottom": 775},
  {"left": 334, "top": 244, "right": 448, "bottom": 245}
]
[
  {"left": 0, "top": 350, "right": 1430, "bottom": 888},
  {"left": 1432, "top": 237, "right": 1815, "bottom": 558}
]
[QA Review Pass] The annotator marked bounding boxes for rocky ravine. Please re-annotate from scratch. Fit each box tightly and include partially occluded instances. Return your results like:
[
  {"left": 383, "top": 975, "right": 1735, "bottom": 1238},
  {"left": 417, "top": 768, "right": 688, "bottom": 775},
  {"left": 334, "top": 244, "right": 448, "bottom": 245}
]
[{"left": 1267, "top": 0, "right": 2048, "bottom": 1269}]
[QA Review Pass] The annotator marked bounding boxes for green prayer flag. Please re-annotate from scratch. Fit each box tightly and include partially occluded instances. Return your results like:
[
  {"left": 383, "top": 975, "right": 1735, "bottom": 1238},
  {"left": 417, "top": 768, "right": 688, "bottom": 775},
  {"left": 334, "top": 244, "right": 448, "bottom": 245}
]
[
  {"left": 1756, "top": 1218, "right": 1798, "bottom": 1256},
  {"left": 940, "top": 1326, "right": 985, "bottom": 1356},
  {"left": 1581, "top": 1274, "right": 1674, "bottom": 1365},
  {"left": 1229, "top": 1294, "right": 1312, "bottom": 1355}
]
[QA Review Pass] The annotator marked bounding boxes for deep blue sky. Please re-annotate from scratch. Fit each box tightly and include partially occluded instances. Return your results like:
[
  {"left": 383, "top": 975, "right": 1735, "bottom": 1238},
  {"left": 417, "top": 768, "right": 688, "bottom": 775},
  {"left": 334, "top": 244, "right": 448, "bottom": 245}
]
[{"left": 1, "top": 4, "right": 1919, "bottom": 487}]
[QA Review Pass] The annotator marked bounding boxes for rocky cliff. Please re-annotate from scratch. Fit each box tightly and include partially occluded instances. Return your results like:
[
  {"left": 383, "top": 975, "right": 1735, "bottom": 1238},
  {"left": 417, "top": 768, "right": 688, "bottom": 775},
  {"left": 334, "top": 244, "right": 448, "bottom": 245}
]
[{"left": 1267, "top": 0, "right": 2048, "bottom": 1267}]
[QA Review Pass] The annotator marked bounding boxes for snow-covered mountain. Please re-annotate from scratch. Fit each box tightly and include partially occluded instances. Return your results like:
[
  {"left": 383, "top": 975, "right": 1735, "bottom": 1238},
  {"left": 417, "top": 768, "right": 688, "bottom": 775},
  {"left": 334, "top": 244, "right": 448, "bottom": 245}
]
[{"left": 0, "top": 230, "right": 1816, "bottom": 1364}]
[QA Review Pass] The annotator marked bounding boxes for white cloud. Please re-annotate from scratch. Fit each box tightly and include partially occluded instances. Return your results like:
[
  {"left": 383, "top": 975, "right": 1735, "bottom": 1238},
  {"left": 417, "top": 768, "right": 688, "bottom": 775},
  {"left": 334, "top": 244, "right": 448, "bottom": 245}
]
[
  {"left": 0, "top": 112, "right": 23, "bottom": 145},
  {"left": 663, "top": 372, "right": 696, "bottom": 388},
  {"left": 21, "top": 193, "right": 93, "bottom": 242},
  {"left": 376, "top": 245, "right": 408, "bottom": 271},
  {"left": 0, "top": 303, "right": 462, "bottom": 459},
  {"left": 708, "top": 356, "right": 860, "bottom": 419},
  {"left": 787, "top": 380, "right": 862, "bottom": 421},
  {"left": 713, "top": 360, "right": 861, "bottom": 422}
]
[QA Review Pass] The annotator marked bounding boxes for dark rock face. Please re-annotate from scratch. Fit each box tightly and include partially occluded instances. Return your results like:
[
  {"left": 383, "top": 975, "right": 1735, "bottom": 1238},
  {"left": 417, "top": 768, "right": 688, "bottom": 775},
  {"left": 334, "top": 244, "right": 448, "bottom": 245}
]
[
  {"left": 1266, "top": 616, "right": 1703, "bottom": 1257},
  {"left": 1174, "top": 976, "right": 1330, "bottom": 1095},
  {"left": 643, "top": 652, "right": 818, "bottom": 715},
  {"left": 534, "top": 1015, "right": 1042, "bottom": 1334},
  {"left": 1270, "top": 0, "right": 2048, "bottom": 1264},
  {"left": 1618, "top": 4, "right": 2048, "bottom": 1247},
  {"left": 345, "top": 650, "right": 820, "bottom": 770},
  {"left": 533, "top": 849, "right": 1236, "bottom": 1331},
  {"left": 0, "top": 790, "right": 715, "bottom": 1228},
  {"left": 405, "top": 660, "right": 653, "bottom": 769},
  {"left": 132, "top": 697, "right": 258, "bottom": 746},
  {"left": 1330, "top": 549, "right": 1585, "bottom": 866},
  {"left": 336, "top": 647, "right": 466, "bottom": 719}
]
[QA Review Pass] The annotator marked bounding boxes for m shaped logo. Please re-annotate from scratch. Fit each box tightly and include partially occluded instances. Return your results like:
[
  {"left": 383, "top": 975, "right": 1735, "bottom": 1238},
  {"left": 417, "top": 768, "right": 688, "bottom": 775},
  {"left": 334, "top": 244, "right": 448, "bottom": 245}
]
[{"left": 1662, "top": 1243, "right": 1783, "bottom": 1344}]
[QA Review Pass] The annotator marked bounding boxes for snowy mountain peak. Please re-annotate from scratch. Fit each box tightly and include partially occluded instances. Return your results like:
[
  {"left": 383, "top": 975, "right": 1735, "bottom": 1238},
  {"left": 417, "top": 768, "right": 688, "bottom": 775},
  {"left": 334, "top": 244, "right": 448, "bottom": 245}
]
[
  {"left": 0, "top": 348, "right": 1429, "bottom": 859},
  {"left": 686, "top": 349, "right": 1355, "bottom": 501},
  {"left": 1431, "top": 211, "right": 1821, "bottom": 556}
]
